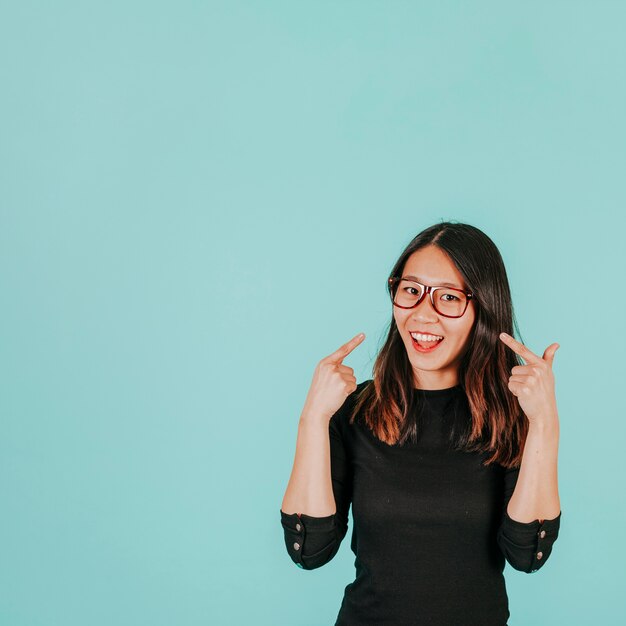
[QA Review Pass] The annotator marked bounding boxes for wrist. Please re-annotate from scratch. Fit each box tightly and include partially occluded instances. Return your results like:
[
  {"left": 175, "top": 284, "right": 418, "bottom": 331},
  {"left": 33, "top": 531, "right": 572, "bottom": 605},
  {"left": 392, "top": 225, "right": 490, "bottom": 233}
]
[
  {"left": 299, "top": 409, "right": 332, "bottom": 428},
  {"left": 528, "top": 416, "right": 560, "bottom": 436}
]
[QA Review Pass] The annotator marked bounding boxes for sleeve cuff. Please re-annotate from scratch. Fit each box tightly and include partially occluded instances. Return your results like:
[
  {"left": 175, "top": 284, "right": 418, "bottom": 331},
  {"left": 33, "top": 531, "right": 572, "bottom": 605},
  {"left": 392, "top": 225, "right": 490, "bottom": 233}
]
[
  {"left": 501, "top": 509, "right": 561, "bottom": 543},
  {"left": 280, "top": 509, "right": 339, "bottom": 570},
  {"left": 498, "top": 510, "right": 562, "bottom": 573},
  {"left": 280, "top": 509, "right": 336, "bottom": 531}
]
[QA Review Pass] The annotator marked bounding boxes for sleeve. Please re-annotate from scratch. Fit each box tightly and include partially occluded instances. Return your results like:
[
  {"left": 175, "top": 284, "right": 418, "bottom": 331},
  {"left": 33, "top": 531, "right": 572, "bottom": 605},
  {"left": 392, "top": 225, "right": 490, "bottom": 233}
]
[
  {"left": 496, "top": 464, "right": 562, "bottom": 573},
  {"left": 279, "top": 405, "right": 353, "bottom": 571}
]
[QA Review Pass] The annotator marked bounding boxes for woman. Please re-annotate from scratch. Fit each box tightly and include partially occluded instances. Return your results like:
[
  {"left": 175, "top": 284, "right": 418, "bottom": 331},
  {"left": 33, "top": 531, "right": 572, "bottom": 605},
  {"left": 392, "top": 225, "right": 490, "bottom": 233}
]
[{"left": 279, "top": 221, "right": 562, "bottom": 626}]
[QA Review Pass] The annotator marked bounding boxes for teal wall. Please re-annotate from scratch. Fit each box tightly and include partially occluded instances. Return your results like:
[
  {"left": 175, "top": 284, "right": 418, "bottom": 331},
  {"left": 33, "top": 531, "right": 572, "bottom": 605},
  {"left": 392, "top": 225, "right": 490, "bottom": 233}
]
[{"left": 1, "top": 2, "right": 624, "bottom": 624}]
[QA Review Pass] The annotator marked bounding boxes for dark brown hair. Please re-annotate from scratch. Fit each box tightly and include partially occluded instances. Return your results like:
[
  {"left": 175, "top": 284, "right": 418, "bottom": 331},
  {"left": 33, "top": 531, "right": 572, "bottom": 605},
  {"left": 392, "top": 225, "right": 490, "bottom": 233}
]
[{"left": 349, "top": 221, "right": 528, "bottom": 468}]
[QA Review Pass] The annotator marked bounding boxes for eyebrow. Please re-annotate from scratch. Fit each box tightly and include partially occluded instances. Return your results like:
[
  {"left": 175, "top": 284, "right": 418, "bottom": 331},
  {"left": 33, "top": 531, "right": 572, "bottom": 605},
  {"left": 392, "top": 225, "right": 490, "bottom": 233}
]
[{"left": 402, "top": 275, "right": 463, "bottom": 289}]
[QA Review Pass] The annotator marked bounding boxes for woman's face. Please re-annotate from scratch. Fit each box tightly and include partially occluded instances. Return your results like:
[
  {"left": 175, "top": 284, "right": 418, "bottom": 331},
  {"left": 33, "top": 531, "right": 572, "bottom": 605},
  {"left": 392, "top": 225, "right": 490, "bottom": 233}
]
[{"left": 393, "top": 245, "right": 477, "bottom": 390}]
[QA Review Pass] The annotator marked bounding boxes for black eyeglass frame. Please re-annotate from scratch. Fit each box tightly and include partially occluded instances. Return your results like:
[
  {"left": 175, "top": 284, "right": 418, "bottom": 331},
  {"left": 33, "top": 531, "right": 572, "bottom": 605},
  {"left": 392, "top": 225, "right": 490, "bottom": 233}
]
[{"left": 387, "top": 276, "right": 475, "bottom": 319}]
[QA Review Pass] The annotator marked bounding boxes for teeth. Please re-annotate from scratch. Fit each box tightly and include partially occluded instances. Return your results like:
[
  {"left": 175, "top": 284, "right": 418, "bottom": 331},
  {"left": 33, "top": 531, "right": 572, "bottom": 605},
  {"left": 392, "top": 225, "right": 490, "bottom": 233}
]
[{"left": 410, "top": 332, "right": 443, "bottom": 342}]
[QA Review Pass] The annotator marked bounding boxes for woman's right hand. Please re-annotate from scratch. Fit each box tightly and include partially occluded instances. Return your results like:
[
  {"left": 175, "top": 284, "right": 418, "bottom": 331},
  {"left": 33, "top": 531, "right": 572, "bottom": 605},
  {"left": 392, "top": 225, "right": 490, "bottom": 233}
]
[{"left": 301, "top": 333, "right": 366, "bottom": 423}]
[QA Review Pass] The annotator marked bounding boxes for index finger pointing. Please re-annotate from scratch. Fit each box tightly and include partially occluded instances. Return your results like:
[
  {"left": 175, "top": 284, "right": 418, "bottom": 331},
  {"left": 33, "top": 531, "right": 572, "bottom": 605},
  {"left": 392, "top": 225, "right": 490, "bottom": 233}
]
[
  {"left": 326, "top": 333, "right": 366, "bottom": 364},
  {"left": 499, "top": 332, "right": 541, "bottom": 364}
]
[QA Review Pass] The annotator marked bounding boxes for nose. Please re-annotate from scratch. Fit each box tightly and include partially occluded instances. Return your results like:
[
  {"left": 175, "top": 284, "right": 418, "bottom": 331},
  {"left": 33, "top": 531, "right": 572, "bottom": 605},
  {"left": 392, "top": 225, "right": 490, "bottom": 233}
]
[{"left": 410, "top": 292, "right": 439, "bottom": 321}]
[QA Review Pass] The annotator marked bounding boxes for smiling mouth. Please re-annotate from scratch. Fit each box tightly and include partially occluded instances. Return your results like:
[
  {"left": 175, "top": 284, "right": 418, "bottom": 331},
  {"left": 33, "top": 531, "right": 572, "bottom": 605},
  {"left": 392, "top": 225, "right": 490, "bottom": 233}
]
[{"left": 410, "top": 334, "right": 445, "bottom": 353}]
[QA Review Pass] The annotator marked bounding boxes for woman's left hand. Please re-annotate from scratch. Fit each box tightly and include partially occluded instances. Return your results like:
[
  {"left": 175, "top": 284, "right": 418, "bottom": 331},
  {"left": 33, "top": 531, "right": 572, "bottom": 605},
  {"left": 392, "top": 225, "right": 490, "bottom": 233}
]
[{"left": 499, "top": 332, "right": 560, "bottom": 425}]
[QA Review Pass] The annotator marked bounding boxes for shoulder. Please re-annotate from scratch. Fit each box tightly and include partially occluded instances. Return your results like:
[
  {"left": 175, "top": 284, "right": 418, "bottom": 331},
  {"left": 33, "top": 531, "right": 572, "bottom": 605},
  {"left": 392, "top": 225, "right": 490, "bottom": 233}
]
[
  {"left": 355, "top": 379, "right": 373, "bottom": 395},
  {"left": 350, "top": 379, "right": 373, "bottom": 413},
  {"left": 331, "top": 379, "right": 373, "bottom": 428}
]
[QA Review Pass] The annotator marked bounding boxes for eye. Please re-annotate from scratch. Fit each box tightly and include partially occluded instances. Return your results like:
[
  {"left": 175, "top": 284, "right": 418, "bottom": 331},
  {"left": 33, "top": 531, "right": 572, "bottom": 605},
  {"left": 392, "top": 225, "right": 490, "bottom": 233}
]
[{"left": 441, "top": 293, "right": 460, "bottom": 302}]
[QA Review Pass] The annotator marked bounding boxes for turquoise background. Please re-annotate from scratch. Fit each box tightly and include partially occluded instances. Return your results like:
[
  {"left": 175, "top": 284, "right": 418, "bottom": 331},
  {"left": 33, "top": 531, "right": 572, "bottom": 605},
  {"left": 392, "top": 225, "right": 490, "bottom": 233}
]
[{"left": 1, "top": 2, "right": 624, "bottom": 624}]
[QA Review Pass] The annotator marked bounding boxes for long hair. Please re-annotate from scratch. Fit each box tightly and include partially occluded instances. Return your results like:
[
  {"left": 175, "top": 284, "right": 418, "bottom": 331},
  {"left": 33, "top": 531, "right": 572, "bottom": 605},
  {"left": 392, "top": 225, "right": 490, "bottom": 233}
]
[{"left": 349, "top": 221, "right": 528, "bottom": 468}]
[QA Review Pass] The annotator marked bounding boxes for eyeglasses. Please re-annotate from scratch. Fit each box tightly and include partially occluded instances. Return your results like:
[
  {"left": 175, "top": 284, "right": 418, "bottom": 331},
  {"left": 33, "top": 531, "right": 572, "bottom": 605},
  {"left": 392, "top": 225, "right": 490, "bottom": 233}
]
[{"left": 388, "top": 276, "right": 475, "bottom": 318}]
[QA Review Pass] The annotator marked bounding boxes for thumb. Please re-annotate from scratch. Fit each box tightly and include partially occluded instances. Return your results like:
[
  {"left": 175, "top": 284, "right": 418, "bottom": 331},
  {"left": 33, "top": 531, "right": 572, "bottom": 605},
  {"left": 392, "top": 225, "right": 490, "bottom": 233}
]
[{"left": 543, "top": 342, "right": 560, "bottom": 367}]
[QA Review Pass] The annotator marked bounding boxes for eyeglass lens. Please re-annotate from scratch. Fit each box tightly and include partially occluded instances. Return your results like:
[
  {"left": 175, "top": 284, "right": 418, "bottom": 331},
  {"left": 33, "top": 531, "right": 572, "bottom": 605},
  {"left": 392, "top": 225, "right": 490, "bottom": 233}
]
[{"left": 392, "top": 279, "right": 467, "bottom": 317}]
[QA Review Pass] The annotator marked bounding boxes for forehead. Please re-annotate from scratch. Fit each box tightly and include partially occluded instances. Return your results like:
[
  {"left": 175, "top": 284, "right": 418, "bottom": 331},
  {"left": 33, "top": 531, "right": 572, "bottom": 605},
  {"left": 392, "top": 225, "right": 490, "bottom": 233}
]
[{"left": 402, "top": 247, "right": 466, "bottom": 289}]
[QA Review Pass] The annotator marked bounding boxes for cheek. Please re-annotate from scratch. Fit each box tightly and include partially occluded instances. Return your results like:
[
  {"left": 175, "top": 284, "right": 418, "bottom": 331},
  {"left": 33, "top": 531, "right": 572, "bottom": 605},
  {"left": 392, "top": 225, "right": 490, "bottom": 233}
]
[
  {"left": 444, "top": 323, "right": 474, "bottom": 345},
  {"left": 393, "top": 313, "right": 411, "bottom": 342},
  {"left": 459, "top": 321, "right": 476, "bottom": 345},
  {"left": 393, "top": 310, "right": 405, "bottom": 329}
]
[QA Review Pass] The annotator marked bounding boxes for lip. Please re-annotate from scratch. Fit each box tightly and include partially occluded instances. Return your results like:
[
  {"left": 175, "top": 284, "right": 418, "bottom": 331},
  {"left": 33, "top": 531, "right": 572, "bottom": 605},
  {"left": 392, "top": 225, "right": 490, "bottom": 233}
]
[
  {"left": 409, "top": 329, "right": 444, "bottom": 337},
  {"left": 410, "top": 333, "right": 445, "bottom": 353}
]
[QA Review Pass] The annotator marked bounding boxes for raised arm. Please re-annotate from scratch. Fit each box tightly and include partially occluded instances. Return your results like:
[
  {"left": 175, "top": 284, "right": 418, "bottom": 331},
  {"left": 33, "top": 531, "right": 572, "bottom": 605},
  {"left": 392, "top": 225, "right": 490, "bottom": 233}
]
[
  {"left": 496, "top": 332, "right": 562, "bottom": 573},
  {"left": 279, "top": 333, "right": 364, "bottom": 570}
]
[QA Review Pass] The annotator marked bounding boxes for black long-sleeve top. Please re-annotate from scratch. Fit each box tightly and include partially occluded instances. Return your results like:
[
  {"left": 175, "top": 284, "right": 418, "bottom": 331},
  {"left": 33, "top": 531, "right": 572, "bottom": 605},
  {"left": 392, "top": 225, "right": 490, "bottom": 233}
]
[{"left": 280, "top": 380, "right": 562, "bottom": 626}]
